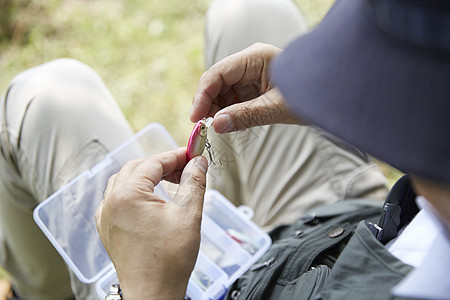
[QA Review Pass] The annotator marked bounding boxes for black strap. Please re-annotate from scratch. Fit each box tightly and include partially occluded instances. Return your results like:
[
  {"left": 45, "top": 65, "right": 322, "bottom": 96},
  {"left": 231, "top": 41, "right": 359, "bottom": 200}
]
[{"left": 372, "top": 174, "right": 419, "bottom": 244}]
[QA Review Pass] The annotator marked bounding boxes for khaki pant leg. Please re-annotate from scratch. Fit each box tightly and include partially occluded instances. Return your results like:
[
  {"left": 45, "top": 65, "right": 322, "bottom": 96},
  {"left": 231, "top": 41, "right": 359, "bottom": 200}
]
[
  {"left": 0, "top": 59, "right": 134, "bottom": 300},
  {"left": 204, "top": 0, "right": 389, "bottom": 230},
  {"left": 204, "top": 0, "right": 308, "bottom": 68},
  {"left": 208, "top": 126, "right": 388, "bottom": 230}
]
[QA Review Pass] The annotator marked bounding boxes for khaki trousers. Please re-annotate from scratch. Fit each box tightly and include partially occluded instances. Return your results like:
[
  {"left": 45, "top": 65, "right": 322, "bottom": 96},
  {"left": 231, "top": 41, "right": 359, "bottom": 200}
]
[
  {"left": 0, "top": 0, "right": 388, "bottom": 299},
  {"left": 0, "top": 59, "right": 134, "bottom": 299},
  {"left": 204, "top": 0, "right": 388, "bottom": 230}
]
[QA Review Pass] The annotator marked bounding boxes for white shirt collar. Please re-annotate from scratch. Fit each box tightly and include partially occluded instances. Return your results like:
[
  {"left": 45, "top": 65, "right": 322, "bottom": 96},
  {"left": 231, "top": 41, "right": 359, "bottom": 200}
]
[
  {"left": 391, "top": 196, "right": 450, "bottom": 299},
  {"left": 386, "top": 208, "right": 437, "bottom": 268}
]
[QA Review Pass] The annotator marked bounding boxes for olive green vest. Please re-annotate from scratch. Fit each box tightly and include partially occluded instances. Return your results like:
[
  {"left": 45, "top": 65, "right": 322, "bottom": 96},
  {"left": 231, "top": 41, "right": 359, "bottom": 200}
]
[{"left": 226, "top": 176, "right": 421, "bottom": 300}]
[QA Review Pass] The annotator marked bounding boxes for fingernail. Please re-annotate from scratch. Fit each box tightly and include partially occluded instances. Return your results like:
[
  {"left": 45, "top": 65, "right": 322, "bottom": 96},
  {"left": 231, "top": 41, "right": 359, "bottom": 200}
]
[
  {"left": 214, "top": 114, "right": 234, "bottom": 133},
  {"left": 195, "top": 156, "right": 208, "bottom": 173}
]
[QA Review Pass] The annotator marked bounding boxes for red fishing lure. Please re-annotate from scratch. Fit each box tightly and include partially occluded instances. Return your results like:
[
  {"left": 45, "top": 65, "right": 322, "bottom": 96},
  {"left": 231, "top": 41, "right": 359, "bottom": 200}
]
[{"left": 186, "top": 117, "right": 214, "bottom": 161}]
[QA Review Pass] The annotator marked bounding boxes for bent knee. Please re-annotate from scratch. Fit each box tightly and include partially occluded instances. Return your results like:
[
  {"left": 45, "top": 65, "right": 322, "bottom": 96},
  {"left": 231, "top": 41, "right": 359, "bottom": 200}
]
[
  {"left": 1, "top": 58, "right": 109, "bottom": 142},
  {"left": 205, "top": 0, "right": 308, "bottom": 67}
]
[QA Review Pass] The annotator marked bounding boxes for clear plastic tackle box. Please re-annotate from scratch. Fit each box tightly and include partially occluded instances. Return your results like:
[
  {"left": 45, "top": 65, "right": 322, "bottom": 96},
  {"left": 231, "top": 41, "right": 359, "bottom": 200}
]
[{"left": 33, "top": 123, "right": 272, "bottom": 300}]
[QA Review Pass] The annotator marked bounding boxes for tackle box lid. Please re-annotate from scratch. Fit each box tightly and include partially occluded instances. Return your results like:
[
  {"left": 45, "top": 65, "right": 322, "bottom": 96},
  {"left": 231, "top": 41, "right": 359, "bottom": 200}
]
[{"left": 33, "top": 123, "right": 177, "bottom": 284}]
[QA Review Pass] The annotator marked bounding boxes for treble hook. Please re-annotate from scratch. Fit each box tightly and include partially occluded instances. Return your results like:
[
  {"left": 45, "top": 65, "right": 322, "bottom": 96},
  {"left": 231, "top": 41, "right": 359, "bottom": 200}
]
[{"left": 205, "top": 140, "right": 221, "bottom": 166}]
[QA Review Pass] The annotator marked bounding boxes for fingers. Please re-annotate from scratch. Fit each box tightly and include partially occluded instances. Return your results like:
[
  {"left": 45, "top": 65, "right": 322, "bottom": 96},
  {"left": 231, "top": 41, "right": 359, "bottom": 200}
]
[
  {"left": 190, "top": 60, "right": 244, "bottom": 122},
  {"left": 213, "top": 88, "right": 302, "bottom": 133},
  {"left": 129, "top": 148, "right": 188, "bottom": 193},
  {"left": 191, "top": 43, "right": 282, "bottom": 122},
  {"left": 172, "top": 156, "right": 208, "bottom": 212},
  {"left": 162, "top": 170, "right": 184, "bottom": 184},
  {"left": 96, "top": 148, "right": 189, "bottom": 235},
  {"left": 95, "top": 150, "right": 207, "bottom": 300},
  {"left": 190, "top": 43, "right": 303, "bottom": 132},
  {"left": 103, "top": 174, "right": 117, "bottom": 200},
  {"left": 96, "top": 173, "right": 117, "bottom": 226}
]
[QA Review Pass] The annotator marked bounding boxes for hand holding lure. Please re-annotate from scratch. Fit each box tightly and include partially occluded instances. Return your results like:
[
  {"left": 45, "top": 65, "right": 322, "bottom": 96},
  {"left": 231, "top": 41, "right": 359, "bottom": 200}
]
[{"left": 187, "top": 117, "right": 217, "bottom": 164}]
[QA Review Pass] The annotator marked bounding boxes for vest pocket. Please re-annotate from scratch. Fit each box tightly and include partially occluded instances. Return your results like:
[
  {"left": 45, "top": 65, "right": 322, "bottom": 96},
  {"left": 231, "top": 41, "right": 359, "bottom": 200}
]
[{"left": 278, "top": 265, "right": 330, "bottom": 300}]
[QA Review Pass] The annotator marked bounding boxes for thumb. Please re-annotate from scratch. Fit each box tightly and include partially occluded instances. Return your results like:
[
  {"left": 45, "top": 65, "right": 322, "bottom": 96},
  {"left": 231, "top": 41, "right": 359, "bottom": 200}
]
[
  {"left": 213, "top": 89, "right": 299, "bottom": 133},
  {"left": 172, "top": 156, "right": 208, "bottom": 211}
]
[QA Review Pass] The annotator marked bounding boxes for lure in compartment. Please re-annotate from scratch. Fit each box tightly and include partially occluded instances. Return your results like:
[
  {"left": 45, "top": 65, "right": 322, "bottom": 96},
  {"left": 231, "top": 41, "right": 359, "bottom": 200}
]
[{"left": 186, "top": 117, "right": 214, "bottom": 161}]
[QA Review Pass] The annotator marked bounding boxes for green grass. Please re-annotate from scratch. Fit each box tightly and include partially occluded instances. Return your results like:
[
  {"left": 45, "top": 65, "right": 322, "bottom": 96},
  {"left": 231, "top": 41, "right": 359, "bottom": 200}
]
[
  {"left": 0, "top": 267, "right": 7, "bottom": 278},
  {"left": 0, "top": 0, "right": 335, "bottom": 145},
  {"left": 1, "top": 0, "right": 207, "bottom": 144}
]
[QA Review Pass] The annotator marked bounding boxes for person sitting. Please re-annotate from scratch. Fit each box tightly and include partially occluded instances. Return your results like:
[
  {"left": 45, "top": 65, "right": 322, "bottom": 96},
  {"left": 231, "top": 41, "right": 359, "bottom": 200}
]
[{"left": 96, "top": 0, "right": 450, "bottom": 299}]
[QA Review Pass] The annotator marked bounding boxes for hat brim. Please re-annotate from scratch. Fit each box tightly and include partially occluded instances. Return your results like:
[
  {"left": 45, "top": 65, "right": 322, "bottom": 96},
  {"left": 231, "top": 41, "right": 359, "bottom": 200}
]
[{"left": 272, "top": 0, "right": 450, "bottom": 183}]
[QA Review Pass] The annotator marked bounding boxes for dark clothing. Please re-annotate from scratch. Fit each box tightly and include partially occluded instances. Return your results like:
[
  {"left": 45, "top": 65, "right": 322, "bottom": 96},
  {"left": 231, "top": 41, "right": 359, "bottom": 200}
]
[{"left": 227, "top": 176, "right": 420, "bottom": 299}]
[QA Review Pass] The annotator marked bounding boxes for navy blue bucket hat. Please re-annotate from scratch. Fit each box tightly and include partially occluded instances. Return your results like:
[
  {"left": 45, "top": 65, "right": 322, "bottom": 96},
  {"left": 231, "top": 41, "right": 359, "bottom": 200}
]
[{"left": 272, "top": 0, "right": 450, "bottom": 184}]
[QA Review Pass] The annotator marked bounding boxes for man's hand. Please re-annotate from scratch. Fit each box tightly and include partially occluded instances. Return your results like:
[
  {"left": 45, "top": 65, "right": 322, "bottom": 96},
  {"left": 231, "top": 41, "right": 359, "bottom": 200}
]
[
  {"left": 95, "top": 148, "right": 208, "bottom": 300},
  {"left": 191, "top": 43, "right": 303, "bottom": 133}
]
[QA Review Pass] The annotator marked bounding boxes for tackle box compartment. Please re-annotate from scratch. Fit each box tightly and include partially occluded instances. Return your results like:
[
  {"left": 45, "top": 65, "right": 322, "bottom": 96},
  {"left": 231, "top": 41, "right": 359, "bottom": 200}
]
[{"left": 33, "top": 123, "right": 272, "bottom": 300}]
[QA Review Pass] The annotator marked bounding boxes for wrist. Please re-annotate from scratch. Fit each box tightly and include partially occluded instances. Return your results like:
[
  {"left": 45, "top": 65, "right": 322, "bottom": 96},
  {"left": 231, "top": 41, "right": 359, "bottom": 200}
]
[{"left": 119, "top": 275, "right": 189, "bottom": 300}]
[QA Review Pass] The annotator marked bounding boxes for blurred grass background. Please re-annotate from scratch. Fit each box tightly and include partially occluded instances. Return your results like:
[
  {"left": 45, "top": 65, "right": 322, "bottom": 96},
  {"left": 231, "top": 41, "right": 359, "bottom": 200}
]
[
  {"left": 0, "top": 0, "right": 402, "bottom": 281},
  {"left": 0, "top": 0, "right": 337, "bottom": 144}
]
